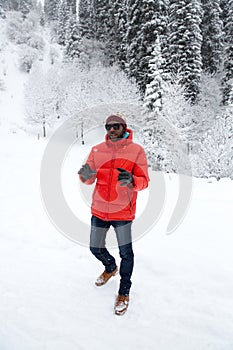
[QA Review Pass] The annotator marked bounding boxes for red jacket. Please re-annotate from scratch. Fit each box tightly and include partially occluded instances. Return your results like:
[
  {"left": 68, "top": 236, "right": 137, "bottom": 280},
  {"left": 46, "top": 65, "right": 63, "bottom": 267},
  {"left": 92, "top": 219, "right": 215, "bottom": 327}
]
[{"left": 80, "top": 129, "right": 149, "bottom": 221}]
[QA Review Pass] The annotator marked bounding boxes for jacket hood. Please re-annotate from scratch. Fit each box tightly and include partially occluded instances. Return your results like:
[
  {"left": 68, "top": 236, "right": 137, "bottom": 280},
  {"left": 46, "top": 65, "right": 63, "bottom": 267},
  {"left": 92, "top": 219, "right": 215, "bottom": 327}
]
[{"left": 105, "top": 128, "right": 133, "bottom": 144}]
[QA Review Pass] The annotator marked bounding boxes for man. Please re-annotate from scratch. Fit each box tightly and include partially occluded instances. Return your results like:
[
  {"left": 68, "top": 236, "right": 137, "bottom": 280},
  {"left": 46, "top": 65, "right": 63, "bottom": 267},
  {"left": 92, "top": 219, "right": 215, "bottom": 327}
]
[{"left": 78, "top": 113, "right": 149, "bottom": 315}]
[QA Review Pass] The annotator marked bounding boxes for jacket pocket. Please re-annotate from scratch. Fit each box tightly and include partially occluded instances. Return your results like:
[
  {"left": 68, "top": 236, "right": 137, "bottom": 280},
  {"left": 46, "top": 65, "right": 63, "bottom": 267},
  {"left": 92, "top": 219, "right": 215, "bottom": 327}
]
[{"left": 126, "top": 187, "right": 133, "bottom": 214}]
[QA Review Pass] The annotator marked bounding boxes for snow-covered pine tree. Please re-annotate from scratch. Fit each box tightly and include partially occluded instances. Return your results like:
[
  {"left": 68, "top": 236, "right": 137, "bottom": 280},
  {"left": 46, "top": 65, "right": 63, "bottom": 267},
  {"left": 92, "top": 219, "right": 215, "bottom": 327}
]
[
  {"left": 116, "top": 0, "right": 128, "bottom": 69},
  {"left": 37, "top": 2, "right": 45, "bottom": 26},
  {"left": 19, "top": 0, "right": 33, "bottom": 18},
  {"left": 0, "top": 0, "right": 5, "bottom": 9},
  {"left": 63, "top": 5, "right": 74, "bottom": 47},
  {"left": 166, "top": 0, "right": 203, "bottom": 103},
  {"left": 57, "top": 0, "right": 70, "bottom": 45},
  {"left": 201, "top": 0, "right": 224, "bottom": 74},
  {"left": 220, "top": 0, "right": 228, "bottom": 27},
  {"left": 93, "top": 0, "right": 110, "bottom": 42},
  {"left": 4, "top": 0, "right": 18, "bottom": 11},
  {"left": 0, "top": 1, "right": 5, "bottom": 17},
  {"left": 57, "top": 0, "right": 65, "bottom": 45},
  {"left": 140, "top": 108, "right": 191, "bottom": 174},
  {"left": 125, "top": 0, "right": 168, "bottom": 91},
  {"left": 193, "top": 111, "right": 233, "bottom": 179},
  {"left": 143, "top": 35, "right": 164, "bottom": 112},
  {"left": 139, "top": 112, "right": 161, "bottom": 171},
  {"left": 78, "top": 0, "right": 95, "bottom": 39},
  {"left": 65, "top": 12, "right": 82, "bottom": 60},
  {"left": 222, "top": 0, "right": 233, "bottom": 105},
  {"left": 44, "top": 0, "right": 58, "bottom": 23},
  {"left": 125, "top": 0, "right": 143, "bottom": 84},
  {"left": 106, "top": 0, "right": 127, "bottom": 67},
  {"left": 138, "top": 0, "right": 168, "bottom": 91},
  {"left": 141, "top": 76, "right": 166, "bottom": 171},
  {"left": 156, "top": 0, "right": 169, "bottom": 46},
  {"left": 66, "top": 0, "right": 76, "bottom": 14}
]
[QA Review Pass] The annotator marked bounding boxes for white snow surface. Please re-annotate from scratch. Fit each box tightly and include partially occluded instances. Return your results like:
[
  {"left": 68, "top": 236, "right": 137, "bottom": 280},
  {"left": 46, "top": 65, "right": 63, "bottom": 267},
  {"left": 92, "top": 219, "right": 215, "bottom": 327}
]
[
  {"left": 1, "top": 122, "right": 233, "bottom": 350},
  {"left": 1, "top": 25, "right": 233, "bottom": 350}
]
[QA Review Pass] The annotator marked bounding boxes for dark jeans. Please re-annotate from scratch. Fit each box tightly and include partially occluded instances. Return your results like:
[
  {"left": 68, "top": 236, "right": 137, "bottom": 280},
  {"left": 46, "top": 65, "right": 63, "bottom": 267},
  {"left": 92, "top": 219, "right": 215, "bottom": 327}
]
[{"left": 90, "top": 215, "right": 134, "bottom": 296}]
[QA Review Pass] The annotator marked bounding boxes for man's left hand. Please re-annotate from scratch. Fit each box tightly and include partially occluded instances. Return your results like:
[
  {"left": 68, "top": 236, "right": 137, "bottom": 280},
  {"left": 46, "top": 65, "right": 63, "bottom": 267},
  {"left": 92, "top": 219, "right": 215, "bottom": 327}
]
[{"left": 117, "top": 168, "right": 133, "bottom": 186}]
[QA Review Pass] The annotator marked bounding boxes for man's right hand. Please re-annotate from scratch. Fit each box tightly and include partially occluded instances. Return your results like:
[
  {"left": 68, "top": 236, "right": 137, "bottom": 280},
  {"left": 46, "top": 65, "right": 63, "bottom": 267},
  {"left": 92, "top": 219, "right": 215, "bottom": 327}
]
[{"left": 78, "top": 164, "right": 96, "bottom": 181}]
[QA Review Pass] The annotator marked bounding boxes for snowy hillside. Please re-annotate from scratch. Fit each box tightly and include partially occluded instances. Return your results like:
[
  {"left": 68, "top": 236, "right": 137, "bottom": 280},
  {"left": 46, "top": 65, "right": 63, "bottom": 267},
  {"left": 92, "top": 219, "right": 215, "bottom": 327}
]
[{"left": 1, "top": 13, "right": 233, "bottom": 350}]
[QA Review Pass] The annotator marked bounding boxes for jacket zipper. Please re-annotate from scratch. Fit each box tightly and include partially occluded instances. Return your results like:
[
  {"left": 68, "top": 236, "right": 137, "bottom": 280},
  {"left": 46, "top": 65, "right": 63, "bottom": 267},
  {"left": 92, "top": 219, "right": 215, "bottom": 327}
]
[{"left": 105, "top": 143, "right": 116, "bottom": 220}]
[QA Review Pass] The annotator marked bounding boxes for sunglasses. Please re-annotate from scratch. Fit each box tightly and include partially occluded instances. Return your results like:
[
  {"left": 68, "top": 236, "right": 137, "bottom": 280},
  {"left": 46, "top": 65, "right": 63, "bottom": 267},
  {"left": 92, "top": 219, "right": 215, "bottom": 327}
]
[{"left": 105, "top": 123, "right": 122, "bottom": 131}]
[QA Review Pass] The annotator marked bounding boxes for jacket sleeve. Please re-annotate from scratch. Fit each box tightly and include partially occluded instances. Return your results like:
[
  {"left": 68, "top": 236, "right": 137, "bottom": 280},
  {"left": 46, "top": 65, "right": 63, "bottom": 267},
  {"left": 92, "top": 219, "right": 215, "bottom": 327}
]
[
  {"left": 79, "top": 147, "right": 97, "bottom": 185},
  {"left": 132, "top": 147, "right": 150, "bottom": 191}
]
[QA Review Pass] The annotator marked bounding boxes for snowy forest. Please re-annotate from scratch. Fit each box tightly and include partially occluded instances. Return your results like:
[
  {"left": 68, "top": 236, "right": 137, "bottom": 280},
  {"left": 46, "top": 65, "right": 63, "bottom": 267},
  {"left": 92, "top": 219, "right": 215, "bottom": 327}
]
[{"left": 0, "top": 0, "right": 232, "bottom": 179}]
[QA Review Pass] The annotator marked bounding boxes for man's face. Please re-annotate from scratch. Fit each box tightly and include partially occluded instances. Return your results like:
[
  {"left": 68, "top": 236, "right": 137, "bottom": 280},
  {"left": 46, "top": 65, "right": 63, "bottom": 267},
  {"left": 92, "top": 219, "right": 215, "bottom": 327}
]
[{"left": 105, "top": 121, "right": 125, "bottom": 142}]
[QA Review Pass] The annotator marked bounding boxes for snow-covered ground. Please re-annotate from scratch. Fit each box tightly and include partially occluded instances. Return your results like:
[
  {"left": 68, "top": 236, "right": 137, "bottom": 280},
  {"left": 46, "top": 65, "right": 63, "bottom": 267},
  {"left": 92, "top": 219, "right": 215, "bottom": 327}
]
[
  {"left": 1, "top": 125, "right": 233, "bottom": 350},
  {"left": 1, "top": 21, "right": 233, "bottom": 350}
]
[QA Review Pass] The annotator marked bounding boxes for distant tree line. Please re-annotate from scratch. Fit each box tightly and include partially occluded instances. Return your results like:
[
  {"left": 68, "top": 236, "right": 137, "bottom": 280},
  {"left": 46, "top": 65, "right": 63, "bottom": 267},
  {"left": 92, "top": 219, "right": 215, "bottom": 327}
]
[
  {"left": 1, "top": 0, "right": 232, "bottom": 106},
  {"left": 0, "top": 0, "right": 37, "bottom": 17},
  {"left": 77, "top": 0, "right": 233, "bottom": 107},
  {"left": 1, "top": 0, "right": 232, "bottom": 179}
]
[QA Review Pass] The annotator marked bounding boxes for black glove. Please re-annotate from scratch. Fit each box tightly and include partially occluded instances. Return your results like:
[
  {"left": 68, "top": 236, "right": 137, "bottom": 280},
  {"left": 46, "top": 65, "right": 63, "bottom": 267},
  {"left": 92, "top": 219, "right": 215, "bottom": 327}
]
[
  {"left": 117, "top": 168, "right": 133, "bottom": 186},
  {"left": 78, "top": 164, "right": 96, "bottom": 181}
]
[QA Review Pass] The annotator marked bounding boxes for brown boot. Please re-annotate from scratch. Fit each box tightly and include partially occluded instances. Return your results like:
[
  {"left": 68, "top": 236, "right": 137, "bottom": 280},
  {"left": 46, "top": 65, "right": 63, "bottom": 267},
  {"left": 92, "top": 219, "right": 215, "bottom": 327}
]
[
  {"left": 114, "top": 294, "right": 129, "bottom": 316},
  {"left": 95, "top": 267, "right": 118, "bottom": 286}
]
